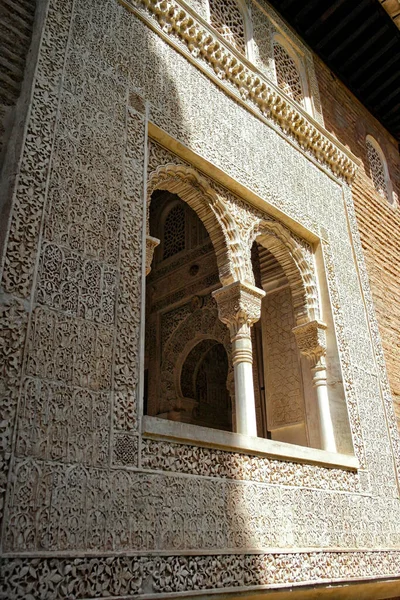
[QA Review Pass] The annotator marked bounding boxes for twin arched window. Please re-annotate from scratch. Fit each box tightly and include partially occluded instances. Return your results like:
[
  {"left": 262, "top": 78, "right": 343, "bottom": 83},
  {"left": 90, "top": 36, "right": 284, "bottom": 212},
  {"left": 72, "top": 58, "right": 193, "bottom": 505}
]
[
  {"left": 365, "top": 136, "right": 393, "bottom": 205},
  {"left": 208, "top": 1, "right": 307, "bottom": 110}
]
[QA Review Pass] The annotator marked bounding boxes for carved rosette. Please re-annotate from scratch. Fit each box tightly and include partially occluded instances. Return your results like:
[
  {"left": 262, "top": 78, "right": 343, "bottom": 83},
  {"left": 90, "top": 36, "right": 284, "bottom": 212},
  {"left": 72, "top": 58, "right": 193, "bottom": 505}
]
[
  {"left": 213, "top": 282, "right": 265, "bottom": 364},
  {"left": 145, "top": 235, "right": 160, "bottom": 275},
  {"left": 292, "top": 320, "right": 327, "bottom": 366}
]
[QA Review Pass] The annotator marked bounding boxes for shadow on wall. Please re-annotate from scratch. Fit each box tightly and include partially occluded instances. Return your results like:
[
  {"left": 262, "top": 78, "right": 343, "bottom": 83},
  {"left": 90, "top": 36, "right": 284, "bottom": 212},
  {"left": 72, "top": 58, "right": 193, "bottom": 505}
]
[{"left": 3, "top": 0, "right": 341, "bottom": 585}]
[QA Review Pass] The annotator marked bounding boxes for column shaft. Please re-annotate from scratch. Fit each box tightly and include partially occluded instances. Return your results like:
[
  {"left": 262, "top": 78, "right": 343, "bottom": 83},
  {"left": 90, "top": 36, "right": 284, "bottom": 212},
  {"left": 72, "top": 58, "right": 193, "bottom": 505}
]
[
  {"left": 213, "top": 281, "right": 265, "bottom": 438},
  {"left": 293, "top": 320, "right": 337, "bottom": 453},
  {"left": 232, "top": 333, "right": 257, "bottom": 436},
  {"left": 312, "top": 362, "right": 336, "bottom": 453}
]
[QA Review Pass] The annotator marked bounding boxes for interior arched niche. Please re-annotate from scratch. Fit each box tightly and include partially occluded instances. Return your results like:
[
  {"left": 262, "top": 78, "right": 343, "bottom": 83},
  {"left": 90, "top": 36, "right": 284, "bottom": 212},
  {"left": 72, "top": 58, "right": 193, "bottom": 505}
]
[{"left": 144, "top": 189, "right": 234, "bottom": 431}]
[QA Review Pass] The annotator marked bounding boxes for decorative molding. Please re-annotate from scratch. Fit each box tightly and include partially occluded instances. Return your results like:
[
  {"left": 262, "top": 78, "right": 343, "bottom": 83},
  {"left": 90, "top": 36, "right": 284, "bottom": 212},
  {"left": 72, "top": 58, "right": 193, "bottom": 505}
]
[
  {"left": 121, "top": 0, "right": 359, "bottom": 183},
  {"left": 2, "top": 550, "right": 400, "bottom": 598},
  {"left": 148, "top": 163, "right": 245, "bottom": 285}
]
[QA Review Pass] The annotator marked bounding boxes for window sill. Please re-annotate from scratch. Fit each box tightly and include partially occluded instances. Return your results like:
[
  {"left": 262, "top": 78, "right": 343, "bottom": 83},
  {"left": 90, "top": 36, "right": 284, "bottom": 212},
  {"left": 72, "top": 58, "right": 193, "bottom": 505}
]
[{"left": 142, "top": 416, "right": 359, "bottom": 471}]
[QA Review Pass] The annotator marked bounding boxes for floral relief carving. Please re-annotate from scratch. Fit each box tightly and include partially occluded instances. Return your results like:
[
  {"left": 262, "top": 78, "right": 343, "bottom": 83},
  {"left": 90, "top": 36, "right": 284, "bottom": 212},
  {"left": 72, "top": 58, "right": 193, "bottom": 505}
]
[
  {"left": 26, "top": 308, "right": 114, "bottom": 392},
  {"left": 113, "top": 106, "right": 146, "bottom": 437},
  {"left": 2, "top": 550, "right": 400, "bottom": 598},
  {"left": 142, "top": 439, "right": 362, "bottom": 493},
  {"left": 4, "top": 456, "right": 400, "bottom": 555},
  {"left": 114, "top": 390, "right": 138, "bottom": 431},
  {"left": 15, "top": 378, "right": 110, "bottom": 467},
  {"left": 0, "top": 298, "right": 28, "bottom": 530},
  {"left": 1, "top": 0, "right": 74, "bottom": 298},
  {"left": 1, "top": 0, "right": 400, "bottom": 593},
  {"left": 36, "top": 243, "right": 117, "bottom": 324}
]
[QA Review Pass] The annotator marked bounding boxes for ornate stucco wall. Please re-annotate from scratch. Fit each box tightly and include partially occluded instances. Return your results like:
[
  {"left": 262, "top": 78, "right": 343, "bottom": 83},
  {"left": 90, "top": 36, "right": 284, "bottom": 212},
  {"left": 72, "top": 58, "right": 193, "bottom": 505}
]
[
  {"left": 314, "top": 55, "right": 400, "bottom": 436},
  {"left": 0, "top": 0, "right": 36, "bottom": 163},
  {"left": 1, "top": 0, "right": 400, "bottom": 598}
]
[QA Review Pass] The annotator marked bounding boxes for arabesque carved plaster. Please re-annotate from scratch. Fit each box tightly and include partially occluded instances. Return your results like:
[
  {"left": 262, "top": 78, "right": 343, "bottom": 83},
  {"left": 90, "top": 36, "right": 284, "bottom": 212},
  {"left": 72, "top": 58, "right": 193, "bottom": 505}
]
[{"left": 0, "top": 0, "right": 400, "bottom": 596}]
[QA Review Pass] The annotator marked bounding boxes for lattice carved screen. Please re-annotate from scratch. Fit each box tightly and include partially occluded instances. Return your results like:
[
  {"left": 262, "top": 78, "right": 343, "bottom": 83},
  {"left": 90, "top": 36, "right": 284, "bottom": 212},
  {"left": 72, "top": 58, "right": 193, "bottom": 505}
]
[
  {"left": 209, "top": 0, "right": 246, "bottom": 54},
  {"left": 273, "top": 43, "right": 304, "bottom": 107},
  {"left": 366, "top": 140, "right": 389, "bottom": 201},
  {"left": 163, "top": 204, "right": 186, "bottom": 259}
]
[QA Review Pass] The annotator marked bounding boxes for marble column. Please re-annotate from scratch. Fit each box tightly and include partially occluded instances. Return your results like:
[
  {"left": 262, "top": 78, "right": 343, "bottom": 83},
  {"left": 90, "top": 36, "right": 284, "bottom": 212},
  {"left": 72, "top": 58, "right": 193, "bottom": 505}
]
[
  {"left": 292, "top": 320, "right": 336, "bottom": 453},
  {"left": 213, "top": 281, "right": 265, "bottom": 437}
]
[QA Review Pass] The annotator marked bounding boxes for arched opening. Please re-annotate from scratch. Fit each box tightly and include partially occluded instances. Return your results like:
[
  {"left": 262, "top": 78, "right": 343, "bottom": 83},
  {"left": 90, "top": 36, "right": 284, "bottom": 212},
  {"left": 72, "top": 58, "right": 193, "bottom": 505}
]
[
  {"left": 144, "top": 167, "right": 353, "bottom": 454},
  {"left": 273, "top": 41, "right": 305, "bottom": 107},
  {"left": 181, "top": 340, "right": 232, "bottom": 431},
  {"left": 251, "top": 241, "right": 310, "bottom": 446},
  {"left": 144, "top": 189, "right": 234, "bottom": 431}
]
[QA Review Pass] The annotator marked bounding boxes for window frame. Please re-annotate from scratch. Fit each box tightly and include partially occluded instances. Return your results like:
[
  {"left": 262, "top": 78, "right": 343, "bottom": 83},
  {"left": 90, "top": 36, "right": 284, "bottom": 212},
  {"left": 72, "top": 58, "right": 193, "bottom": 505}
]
[
  {"left": 365, "top": 135, "right": 396, "bottom": 208},
  {"left": 272, "top": 32, "right": 314, "bottom": 117},
  {"left": 207, "top": 0, "right": 255, "bottom": 60},
  {"left": 142, "top": 414, "right": 359, "bottom": 470},
  {"left": 143, "top": 162, "right": 358, "bottom": 473}
]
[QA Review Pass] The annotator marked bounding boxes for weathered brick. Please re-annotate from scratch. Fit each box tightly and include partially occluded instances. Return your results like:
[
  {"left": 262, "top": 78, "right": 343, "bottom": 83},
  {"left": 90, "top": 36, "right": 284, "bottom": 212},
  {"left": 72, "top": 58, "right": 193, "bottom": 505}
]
[{"left": 315, "top": 57, "right": 400, "bottom": 433}]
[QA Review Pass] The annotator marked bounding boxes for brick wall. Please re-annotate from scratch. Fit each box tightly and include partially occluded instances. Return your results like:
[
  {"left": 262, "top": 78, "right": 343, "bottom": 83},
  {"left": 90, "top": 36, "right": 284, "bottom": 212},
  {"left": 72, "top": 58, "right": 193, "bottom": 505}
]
[
  {"left": 0, "top": 0, "right": 36, "bottom": 163},
  {"left": 314, "top": 57, "right": 400, "bottom": 432}
]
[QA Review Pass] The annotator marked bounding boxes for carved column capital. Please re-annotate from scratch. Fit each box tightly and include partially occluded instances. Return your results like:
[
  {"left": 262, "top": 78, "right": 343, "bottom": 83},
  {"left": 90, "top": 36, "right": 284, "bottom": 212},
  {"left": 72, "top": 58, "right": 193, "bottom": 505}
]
[
  {"left": 212, "top": 281, "right": 265, "bottom": 340},
  {"left": 145, "top": 235, "right": 160, "bottom": 275},
  {"left": 213, "top": 282, "right": 263, "bottom": 435},
  {"left": 292, "top": 320, "right": 327, "bottom": 366}
]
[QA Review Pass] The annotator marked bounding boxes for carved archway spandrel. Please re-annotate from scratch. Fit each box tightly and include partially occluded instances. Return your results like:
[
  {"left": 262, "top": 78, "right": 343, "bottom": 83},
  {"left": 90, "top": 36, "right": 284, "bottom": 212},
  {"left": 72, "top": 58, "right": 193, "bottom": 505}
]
[{"left": 147, "top": 164, "right": 247, "bottom": 286}]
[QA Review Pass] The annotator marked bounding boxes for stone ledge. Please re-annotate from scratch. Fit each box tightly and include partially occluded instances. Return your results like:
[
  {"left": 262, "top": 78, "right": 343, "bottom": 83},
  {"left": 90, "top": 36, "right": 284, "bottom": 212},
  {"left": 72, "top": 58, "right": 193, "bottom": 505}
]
[{"left": 142, "top": 416, "right": 359, "bottom": 470}]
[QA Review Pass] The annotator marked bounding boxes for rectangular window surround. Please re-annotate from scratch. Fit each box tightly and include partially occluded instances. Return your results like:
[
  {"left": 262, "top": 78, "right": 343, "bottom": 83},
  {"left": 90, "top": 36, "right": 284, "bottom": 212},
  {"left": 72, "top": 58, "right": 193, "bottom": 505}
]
[{"left": 142, "top": 416, "right": 359, "bottom": 471}]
